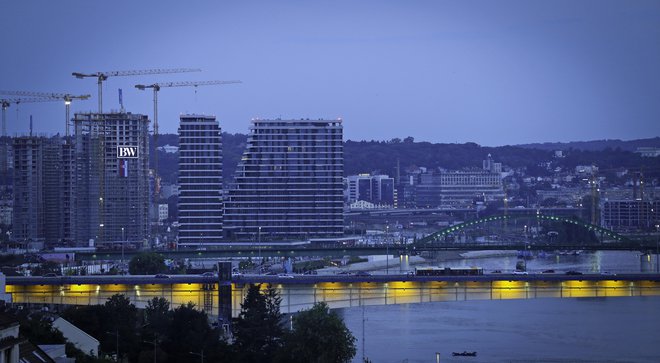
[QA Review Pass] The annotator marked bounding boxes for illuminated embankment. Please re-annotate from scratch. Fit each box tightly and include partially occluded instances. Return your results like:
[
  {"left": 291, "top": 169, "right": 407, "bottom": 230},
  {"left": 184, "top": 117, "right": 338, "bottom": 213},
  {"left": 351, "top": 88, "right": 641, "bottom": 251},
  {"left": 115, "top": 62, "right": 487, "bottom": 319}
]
[{"left": 6, "top": 274, "right": 660, "bottom": 317}]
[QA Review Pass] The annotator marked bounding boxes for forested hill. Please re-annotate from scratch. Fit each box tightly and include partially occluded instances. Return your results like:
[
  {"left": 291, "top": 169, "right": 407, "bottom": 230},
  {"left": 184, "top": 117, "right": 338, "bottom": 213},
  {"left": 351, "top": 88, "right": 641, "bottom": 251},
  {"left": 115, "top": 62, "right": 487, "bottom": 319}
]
[
  {"left": 343, "top": 140, "right": 552, "bottom": 176},
  {"left": 517, "top": 137, "right": 660, "bottom": 152},
  {"left": 151, "top": 134, "right": 658, "bottom": 184}
]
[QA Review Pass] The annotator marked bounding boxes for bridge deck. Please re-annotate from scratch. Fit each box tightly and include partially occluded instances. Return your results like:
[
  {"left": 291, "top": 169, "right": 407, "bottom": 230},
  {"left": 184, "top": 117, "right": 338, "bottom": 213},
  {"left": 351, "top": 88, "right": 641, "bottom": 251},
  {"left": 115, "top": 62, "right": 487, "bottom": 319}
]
[
  {"left": 6, "top": 274, "right": 660, "bottom": 317},
  {"left": 7, "top": 273, "right": 660, "bottom": 286},
  {"left": 71, "top": 242, "right": 659, "bottom": 261}
]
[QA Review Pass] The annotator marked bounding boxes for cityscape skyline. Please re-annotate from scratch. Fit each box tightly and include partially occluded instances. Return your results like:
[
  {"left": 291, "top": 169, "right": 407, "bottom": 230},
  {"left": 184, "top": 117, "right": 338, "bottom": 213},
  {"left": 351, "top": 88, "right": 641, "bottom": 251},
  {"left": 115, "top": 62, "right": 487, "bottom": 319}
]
[
  {"left": 2, "top": 1, "right": 660, "bottom": 146},
  {"left": 1, "top": 2, "right": 660, "bottom": 362}
]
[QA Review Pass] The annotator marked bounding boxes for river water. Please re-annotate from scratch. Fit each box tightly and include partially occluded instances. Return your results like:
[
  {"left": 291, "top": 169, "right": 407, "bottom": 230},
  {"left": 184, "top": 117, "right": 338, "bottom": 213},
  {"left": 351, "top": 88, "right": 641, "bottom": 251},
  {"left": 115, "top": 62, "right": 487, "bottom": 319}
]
[{"left": 339, "top": 251, "right": 660, "bottom": 362}]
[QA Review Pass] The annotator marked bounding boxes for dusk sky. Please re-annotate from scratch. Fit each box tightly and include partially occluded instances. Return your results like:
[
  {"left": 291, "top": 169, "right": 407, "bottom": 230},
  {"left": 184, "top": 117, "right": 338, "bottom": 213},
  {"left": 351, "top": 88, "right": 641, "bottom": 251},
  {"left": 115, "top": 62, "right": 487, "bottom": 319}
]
[{"left": 1, "top": 0, "right": 659, "bottom": 146}]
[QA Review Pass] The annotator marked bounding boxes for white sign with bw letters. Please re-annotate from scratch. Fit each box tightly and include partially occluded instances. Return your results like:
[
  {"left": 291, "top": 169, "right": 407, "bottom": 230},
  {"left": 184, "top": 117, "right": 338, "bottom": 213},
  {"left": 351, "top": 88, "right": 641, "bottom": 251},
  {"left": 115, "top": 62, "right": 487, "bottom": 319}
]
[{"left": 117, "top": 146, "right": 139, "bottom": 159}]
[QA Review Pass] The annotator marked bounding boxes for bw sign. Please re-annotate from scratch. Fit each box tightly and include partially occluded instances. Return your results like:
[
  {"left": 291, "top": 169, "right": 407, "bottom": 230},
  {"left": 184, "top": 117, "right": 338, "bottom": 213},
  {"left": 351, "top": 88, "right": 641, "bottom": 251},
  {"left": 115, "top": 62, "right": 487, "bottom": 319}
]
[{"left": 117, "top": 146, "right": 139, "bottom": 159}]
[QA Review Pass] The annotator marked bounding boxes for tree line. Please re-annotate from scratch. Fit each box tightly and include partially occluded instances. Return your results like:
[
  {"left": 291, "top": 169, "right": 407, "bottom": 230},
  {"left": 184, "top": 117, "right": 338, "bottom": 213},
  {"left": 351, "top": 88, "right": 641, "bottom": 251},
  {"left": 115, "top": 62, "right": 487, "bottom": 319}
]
[
  {"left": 151, "top": 133, "right": 659, "bottom": 186},
  {"left": 4, "top": 284, "right": 357, "bottom": 363}
]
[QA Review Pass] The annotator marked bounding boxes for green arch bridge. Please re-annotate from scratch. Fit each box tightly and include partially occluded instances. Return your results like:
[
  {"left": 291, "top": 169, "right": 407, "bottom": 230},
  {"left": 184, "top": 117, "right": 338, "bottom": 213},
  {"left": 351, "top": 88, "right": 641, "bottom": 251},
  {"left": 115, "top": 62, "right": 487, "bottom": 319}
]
[{"left": 414, "top": 213, "right": 634, "bottom": 250}]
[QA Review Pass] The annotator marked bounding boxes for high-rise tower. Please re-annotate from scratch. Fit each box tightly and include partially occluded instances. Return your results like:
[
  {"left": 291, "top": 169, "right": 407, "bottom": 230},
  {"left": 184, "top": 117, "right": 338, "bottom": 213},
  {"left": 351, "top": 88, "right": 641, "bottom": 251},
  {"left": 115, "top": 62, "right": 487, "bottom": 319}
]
[
  {"left": 12, "top": 136, "right": 64, "bottom": 244},
  {"left": 177, "top": 115, "right": 223, "bottom": 246},
  {"left": 73, "top": 112, "right": 150, "bottom": 246},
  {"left": 224, "top": 118, "right": 344, "bottom": 240}
]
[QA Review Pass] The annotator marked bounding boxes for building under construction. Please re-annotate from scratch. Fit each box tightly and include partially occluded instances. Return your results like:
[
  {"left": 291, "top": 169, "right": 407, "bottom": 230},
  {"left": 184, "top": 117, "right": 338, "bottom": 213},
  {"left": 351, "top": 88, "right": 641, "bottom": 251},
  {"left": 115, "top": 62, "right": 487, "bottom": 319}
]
[
  {"left": 12, "top": 136, "right": 66, "bottom": 245},
  {"left": 73, "top": 112, "right": 150, "bottom": 246}
]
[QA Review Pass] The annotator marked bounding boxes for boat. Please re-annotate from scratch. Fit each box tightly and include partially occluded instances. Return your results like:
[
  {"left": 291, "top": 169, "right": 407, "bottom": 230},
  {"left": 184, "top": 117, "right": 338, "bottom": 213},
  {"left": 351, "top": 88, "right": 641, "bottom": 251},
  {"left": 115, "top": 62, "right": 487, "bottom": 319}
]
[{"left": 452, "top": 351, "right": 477, "bottom": 357}]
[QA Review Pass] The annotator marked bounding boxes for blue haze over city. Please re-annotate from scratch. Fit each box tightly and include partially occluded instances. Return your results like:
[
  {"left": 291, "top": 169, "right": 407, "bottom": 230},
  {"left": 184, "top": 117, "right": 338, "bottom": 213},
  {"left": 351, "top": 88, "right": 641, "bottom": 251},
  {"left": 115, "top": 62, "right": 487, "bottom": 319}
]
[
  {"left": 2, "top": 1, "right": 660, "bottom": 363},
  {"left": 2, "top": 0, "right": 660, "bottom": 145}
]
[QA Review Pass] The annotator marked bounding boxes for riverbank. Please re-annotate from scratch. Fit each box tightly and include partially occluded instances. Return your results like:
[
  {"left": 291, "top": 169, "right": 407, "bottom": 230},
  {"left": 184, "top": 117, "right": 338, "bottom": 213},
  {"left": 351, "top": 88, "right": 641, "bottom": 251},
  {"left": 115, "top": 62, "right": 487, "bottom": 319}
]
[{"left": 318, "top": 250, "right": 518, "bottom": 274}]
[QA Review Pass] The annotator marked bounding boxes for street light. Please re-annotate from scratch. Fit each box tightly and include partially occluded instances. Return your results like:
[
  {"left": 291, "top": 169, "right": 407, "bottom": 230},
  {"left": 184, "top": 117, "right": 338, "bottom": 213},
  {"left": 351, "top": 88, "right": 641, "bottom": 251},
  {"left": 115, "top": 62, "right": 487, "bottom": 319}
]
[
  {"left": 189, "top": 349, "right": 204, "bottom": 363},
  {"left": 656, "top": 224, "right": 659, "bottom": 274},
  {"left": 121, "top": 227, "right": 125, "bottom": 265},
  {"left": 386, "top": 225, "right": 390, "bottom": 275},
  {"left": 143, "top": 338, "right": 158, "bottom": 363},
  {"left": 105, "top": 329, "right": 120, "bottom": 362},
  {"left": 258, "top": 226, "right": 262, "bottom": 261}
]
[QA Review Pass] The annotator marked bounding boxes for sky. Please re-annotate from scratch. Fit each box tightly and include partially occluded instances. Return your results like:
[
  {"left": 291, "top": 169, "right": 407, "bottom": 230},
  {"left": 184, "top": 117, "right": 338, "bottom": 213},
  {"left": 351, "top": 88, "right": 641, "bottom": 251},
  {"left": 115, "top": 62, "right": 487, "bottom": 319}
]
[{"left": 1, "top": 0, "right": 659, "bottom": 146}]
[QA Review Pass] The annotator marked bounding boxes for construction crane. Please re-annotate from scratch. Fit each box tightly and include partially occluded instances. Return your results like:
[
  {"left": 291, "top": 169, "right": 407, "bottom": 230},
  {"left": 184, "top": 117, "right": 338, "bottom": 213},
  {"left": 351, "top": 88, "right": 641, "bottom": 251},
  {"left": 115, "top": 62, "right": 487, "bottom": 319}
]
[
  {"left": 0, "top": 97, "right": 63, "bottom": 188},
  {"left": 72, "top": 68, "right": 201, "bottom": 113},
  {"left": 134, "top": 80, "right": 241, "bottom": 196},
  {"left": 0, "top": 97, "right": 62, "bottom": 137},
  {"left": 73, "top": 69, "right": 201, "bottom": 245},
  {"left": 0, "top": 91, "right": 90, "bottom": 137},
  {"left": 135, "top": 80, "right": 241, "bottom": 141}
]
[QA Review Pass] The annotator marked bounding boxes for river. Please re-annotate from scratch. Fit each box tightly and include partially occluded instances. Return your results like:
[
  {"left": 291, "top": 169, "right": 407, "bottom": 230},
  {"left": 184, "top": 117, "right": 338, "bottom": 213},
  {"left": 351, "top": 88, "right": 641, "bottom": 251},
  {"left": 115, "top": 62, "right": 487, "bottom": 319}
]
[
  {"left": 341, "top": 296, "right": 660, "bottom": 363},
  {"left": 339, "top": 251, "right": 660, "bottom": 362}
]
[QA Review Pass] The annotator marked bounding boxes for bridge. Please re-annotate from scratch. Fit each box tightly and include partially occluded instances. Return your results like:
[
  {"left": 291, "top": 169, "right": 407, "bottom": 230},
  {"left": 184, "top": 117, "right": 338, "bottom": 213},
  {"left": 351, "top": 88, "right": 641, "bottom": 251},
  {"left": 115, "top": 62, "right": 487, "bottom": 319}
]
[
  {"left": 6, "top": 274, "right": 660, "bottom": 318},
  {"left": 413, "top": 213, "right": 644, "bottom": 247}
]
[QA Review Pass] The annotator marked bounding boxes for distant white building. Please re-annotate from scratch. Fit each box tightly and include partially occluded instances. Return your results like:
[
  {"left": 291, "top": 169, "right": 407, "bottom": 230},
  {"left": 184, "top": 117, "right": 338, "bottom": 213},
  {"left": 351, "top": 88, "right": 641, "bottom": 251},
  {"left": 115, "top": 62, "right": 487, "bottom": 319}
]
[
  {"left": 345, "top": 174, "right": 395, "bottom": 207},
  {"left": 349, "top": 200, "right": 392, "bottom": 210},
  {"left": 635, "top": 147, "right": 660, "bottom": 157},
  {"left": 158, "top": 204, "right": 169, "bottom": 222},
  {"left": 482, "top": 154, "right": 502, "bottom": 173},
  {"left": 157, "top": 144, "right": 179, "bottom": 153},
  {"left": 575, "top": 165, "right": 598, "bottom": 175}
]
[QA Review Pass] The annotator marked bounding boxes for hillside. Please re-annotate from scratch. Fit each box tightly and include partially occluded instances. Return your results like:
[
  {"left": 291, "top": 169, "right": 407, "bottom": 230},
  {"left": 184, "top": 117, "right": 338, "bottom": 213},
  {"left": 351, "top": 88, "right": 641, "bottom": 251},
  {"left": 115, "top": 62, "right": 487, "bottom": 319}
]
[
  {"left": 151, "top": 134, "right": 659, "bottom": 185},
  {"left": 517, "top": 137, "right": 660, "bottom": 152}
]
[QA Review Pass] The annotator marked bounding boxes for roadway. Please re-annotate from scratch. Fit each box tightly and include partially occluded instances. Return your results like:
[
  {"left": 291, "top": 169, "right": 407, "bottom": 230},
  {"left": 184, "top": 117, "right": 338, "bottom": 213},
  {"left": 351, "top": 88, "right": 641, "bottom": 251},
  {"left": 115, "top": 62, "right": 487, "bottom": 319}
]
[
  {"left": 7, "top": 273, "right": 660, "bottom": 286},
  {"left": 70, "top": 242, "right": 659, "bottom": 261},
  {"left": 7, "top": 273, "right": 660, "bottom": 318}
]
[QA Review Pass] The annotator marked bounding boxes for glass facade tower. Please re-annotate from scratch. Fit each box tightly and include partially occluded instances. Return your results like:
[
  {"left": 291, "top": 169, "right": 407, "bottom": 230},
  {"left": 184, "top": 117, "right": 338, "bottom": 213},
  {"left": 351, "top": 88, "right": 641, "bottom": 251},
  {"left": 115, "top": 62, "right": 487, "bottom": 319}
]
[
  {"left": 177, "top": 115, "right": 223, "bottom": 245},
  {"left": 224, "top": 118, "right": 344, "bottom": 240}
]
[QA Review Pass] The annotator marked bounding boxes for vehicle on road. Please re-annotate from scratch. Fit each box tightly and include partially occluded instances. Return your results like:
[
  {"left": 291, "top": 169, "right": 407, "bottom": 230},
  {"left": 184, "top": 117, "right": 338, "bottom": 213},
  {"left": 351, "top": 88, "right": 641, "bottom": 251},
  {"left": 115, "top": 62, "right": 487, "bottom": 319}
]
[
  {"left": 541, "top": 269, "right": 555, "bottom": 274},
  {"left": 513, "top": 270, "right": 528, "bottom": 275},
  {"left": 354, "top": 271, "right": 372, "bottom": 277},
  {"left": 155, "top": 274, "right": 169, "bottom": 278},
  {"left": 565, "top": 271, "right": 583, "bottom": 275},
  {"left": 415, "top": 267, "right": 483, "bottom": 276},
  {"left": 490, "top": 270, "right": 502, "bottom": 274},
  {"left": 452, "top": 351, "right": 477, "bottom": 357},
  {"left": 200, "top": 272, "right": 216, "bottom": 277},
  {"left": 277, "top": 273, "right": 294, "bottom": 279}
]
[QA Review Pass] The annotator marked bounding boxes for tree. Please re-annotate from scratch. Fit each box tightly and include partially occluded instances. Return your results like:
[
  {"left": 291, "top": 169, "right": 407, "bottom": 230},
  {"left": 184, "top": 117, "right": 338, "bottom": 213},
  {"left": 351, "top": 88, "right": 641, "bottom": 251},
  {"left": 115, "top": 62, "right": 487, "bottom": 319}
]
[
  {"left": 129, "top": 252, "right": 166, "bottom": 275},
  {"left": 161, "top": 303, "right": 230, "bottom": 363},
  {"left": 104, "top": 294, "right": 140, "bottom": 362},
  {"left": 144, "top": 297, "right": 171, "bottom": 333},
  {"left": 233, "top": 284, "right": 284, "bottom": 362},
  {"left": 62, "top": 305, "right": 108, "bottom": 347},
  {"left": 278, "top": 302, "right": 356, "bottom": 363}
]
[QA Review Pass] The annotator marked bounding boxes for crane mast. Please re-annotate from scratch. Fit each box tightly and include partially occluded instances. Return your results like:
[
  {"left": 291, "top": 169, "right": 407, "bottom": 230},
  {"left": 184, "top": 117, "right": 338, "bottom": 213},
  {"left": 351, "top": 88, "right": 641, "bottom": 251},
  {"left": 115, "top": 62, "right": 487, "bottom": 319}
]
[
  {"left": 134, "top": 80, "right": 241, "bottom": 198},
  {"left": 134, "top": 80, "right": 241, "bottom": 145},
  {"left": 73, "top": 68, "right": 201, "bottom": 244}
]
